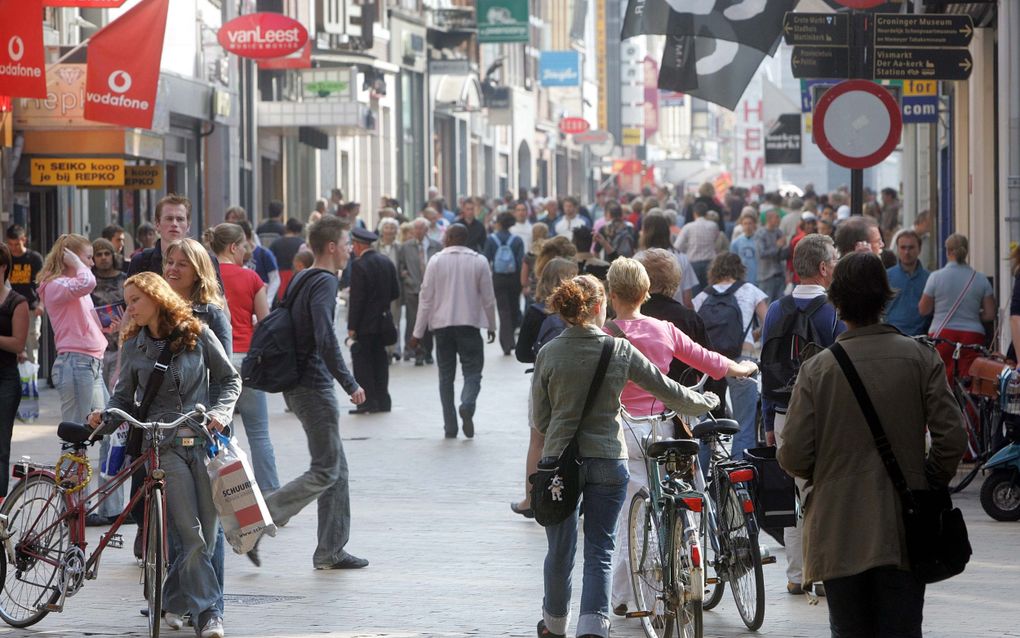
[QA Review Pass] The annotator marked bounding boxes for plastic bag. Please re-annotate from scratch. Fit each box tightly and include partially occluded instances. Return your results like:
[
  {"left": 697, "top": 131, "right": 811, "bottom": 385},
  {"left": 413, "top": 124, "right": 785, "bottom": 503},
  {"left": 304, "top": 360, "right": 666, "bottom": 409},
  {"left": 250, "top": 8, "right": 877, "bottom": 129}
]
[
  {"left": 205, "top": 433, "right": 276, "bottom": 554},
  {"left": 17, "top": 361, "right": 39, "bottom": 422},
  {"left": 101, "top": 423, "right": 129, "bottom": 476}
]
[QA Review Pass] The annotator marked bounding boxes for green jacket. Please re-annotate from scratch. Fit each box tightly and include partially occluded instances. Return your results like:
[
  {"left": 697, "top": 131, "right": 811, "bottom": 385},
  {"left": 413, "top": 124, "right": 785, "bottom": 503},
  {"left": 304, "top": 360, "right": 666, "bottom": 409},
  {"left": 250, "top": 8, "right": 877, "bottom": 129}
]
[{"left": 532, "top": 325, "right": 719, "bottom": 459}]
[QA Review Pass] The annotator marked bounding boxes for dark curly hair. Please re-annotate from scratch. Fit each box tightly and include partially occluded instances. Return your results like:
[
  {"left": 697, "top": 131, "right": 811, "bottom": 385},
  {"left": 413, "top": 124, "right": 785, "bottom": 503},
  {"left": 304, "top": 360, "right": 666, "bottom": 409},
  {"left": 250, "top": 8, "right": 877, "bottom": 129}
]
[
  {"left": 707, "top": 252, "right": 746, "bottom": 285},
  {"left": 828, "top": 252, "right": 893, "bottom": 326},
  {"left": 547, "top": 274, "right": 605, "bottom": 326}
]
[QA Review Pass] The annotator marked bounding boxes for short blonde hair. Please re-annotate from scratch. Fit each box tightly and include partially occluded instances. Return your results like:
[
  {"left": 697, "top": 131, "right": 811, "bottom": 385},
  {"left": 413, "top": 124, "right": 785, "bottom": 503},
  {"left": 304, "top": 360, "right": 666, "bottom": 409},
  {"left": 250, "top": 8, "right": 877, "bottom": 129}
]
[
  {"left": 607, "top": 256, "right": 650, "bottom": 306},
  {"left": 637, "top": 248, "right": 681, "bottom": 297}
]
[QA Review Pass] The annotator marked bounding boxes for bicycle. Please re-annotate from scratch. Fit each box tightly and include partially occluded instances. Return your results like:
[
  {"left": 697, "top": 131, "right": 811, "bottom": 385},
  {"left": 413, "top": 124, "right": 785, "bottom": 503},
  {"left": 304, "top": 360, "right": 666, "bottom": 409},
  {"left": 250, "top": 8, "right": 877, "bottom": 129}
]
[
  {"left": 914, "top": 335, "right": 1009, "bottom": 492},
  {"left": 623, "top": 407, "right": 706, "bottom": 638},
  {"left": 689, "top": 414, "right": 769, "bottom": 631},
  {"left": 0, "top": 406, "right": 210, "bottom": 637}
]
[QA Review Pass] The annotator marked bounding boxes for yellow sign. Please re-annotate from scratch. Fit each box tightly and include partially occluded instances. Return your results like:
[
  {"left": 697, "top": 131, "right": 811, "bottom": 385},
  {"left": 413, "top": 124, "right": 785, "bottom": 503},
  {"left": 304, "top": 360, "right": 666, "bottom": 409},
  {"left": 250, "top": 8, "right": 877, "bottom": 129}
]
[
  {"left": 904, "top": 80, "right": 937, "bottom": 96},
  {"left": 621, "top": 127, "right": 644, "bottom": 146},
  {"left": 31, "top": 158, "right": 125, "bottom": 186},
  {"left": 123, "top": 165, "right": 163, "bottom": 190}
]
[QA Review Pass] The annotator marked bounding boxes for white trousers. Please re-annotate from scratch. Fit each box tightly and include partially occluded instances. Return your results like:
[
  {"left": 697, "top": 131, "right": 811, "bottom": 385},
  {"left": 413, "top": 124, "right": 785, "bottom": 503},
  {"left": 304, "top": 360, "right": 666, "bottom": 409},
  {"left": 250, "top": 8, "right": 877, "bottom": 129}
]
[{"left": 774, "top": 409, "right": 811, "bottom": 585}]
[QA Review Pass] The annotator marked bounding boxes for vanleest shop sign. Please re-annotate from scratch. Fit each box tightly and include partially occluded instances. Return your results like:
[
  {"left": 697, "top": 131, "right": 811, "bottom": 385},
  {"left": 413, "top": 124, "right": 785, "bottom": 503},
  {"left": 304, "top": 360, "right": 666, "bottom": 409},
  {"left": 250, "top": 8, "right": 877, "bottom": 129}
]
[{"left": 218, "top": 13, "right": 308, "bottom": 60}]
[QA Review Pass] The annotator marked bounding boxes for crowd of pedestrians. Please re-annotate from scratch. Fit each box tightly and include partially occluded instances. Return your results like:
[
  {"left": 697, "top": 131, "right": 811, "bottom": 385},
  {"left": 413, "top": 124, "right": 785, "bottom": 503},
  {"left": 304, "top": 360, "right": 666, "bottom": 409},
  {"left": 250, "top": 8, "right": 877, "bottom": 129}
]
[{"left": 0, "top": 178, "right": 996, "bottom": 638}]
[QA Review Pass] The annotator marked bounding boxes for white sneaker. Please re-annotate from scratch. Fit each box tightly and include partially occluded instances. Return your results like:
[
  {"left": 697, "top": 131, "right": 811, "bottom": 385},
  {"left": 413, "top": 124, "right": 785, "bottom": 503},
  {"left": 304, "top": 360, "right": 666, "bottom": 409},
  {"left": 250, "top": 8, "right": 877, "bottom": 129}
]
[
  {"left": 164, "top": 612, "right": 184, "bottom": 630},
  {"left": 200, "top": 617, "right": 224, "bottom": 638}
]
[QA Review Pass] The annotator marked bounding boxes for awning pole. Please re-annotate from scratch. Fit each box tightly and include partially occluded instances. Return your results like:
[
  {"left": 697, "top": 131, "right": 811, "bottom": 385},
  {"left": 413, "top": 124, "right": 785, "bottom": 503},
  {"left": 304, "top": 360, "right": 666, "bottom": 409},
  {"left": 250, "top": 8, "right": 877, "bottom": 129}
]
[{"left": 47, "top": 38, "right": 92, "bottom": 68}]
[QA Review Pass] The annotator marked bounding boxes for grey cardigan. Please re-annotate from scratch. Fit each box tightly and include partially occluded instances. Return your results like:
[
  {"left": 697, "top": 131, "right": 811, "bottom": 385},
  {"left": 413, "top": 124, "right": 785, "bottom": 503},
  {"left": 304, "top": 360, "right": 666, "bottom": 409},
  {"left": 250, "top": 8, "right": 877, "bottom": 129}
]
[{"left": 109, "top": 325, "right": 241, "bottom": 430}]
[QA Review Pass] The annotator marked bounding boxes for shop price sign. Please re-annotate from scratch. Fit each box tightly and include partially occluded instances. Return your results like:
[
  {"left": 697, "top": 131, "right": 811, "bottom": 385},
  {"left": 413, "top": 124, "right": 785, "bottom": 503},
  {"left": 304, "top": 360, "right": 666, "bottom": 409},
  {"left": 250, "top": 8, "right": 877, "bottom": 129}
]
[
  {"left": 558, "top": 117, "right": 590, "bottom": 135},
  {"left": 218, "top": 13, "right": 308, "bottom": 60},
  {"left": 31, "top": 158, "right": 124, "bottom": 186}
]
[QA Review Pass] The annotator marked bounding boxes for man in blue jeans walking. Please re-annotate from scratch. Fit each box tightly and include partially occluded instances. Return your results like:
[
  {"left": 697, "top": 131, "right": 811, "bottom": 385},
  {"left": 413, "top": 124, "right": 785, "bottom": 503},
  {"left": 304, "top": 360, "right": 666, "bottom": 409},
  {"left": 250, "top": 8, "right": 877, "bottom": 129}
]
[
  {"left": 410, "top": 224, "right": 496, "bottom": 438},
  {"left": 247, "top": 216, "right": 368, "bottom": 570}
]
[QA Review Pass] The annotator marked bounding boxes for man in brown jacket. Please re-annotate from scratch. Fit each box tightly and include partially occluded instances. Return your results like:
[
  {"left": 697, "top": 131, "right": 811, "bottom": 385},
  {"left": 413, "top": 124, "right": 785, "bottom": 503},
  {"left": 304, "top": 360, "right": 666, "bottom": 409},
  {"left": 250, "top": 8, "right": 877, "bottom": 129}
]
[{"left": 778, "top": 252, "right": 966, "bottom": 637}]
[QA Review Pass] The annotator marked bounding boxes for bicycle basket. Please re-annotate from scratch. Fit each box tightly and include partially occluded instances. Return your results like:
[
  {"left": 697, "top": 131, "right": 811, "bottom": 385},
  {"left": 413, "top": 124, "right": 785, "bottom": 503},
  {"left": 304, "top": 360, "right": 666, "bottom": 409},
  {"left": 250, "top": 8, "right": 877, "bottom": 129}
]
[
  {"left": 1002, "top": 369, "right": 1020, "bottom": 416},
  {"left": 970, "top": 357, "right": 1011, "bottom": 399},
  {"left": 744, "top": 447, "right": 796, "bottom": 529}
]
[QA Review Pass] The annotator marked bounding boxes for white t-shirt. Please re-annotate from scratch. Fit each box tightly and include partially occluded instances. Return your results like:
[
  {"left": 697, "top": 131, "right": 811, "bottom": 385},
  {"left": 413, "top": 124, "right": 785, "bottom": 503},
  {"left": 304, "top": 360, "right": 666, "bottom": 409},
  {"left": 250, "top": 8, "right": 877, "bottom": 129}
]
[
  {"left": 555, "top": 215, "right": 589, "bottom": 238},
  {"left": 693, "top": 281, "right": 769, "bottom": 346},
  {"left": 510, "top": 221, "right": 533, "bottom": 253}
]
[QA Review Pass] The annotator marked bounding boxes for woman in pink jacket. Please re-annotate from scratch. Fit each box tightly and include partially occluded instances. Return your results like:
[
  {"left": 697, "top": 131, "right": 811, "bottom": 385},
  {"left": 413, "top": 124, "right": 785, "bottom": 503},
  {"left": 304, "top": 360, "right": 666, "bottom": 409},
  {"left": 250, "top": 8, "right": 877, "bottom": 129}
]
[
  {"left": 38, "top": 234, "right": 111, "bottom": 425},
  {"left": 603, "top": 257, "right": 757, "bottom": 617}
]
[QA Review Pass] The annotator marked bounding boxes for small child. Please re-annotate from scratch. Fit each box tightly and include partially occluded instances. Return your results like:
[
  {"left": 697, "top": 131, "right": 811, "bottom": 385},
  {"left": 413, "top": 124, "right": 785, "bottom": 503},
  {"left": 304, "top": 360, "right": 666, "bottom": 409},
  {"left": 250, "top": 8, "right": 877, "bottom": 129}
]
[{"left": 292, "top": 250, "right": 314, "bottom": 273}]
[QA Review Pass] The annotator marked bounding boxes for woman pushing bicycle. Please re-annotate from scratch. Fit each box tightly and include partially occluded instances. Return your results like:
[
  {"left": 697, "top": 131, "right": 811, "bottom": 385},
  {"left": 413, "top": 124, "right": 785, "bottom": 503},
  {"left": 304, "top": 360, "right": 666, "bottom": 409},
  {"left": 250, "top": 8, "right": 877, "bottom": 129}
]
[{"left": 87, "top": 272, "right": 240, "bottom": 638}]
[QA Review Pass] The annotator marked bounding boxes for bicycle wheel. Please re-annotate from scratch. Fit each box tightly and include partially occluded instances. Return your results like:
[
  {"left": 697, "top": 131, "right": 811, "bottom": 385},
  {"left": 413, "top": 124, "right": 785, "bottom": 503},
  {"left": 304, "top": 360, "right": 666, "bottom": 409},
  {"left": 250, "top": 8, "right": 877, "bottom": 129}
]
[
  {"left": 669, "top": 513, "right": 702, "bottom": 638},
  {"left": 0, "top": 474, "right": 68, "bottom": 628},
  {"left": 700, "top": 496, "right": 725, "bottom": 611},
  {"left": 629, "top": 489, "right": 668, "bottom": 638},
  {"left": 723, "top": 490, "right": 765, "bottom": 631},
  {"left": 142, "top": 488, "right": 165, "bottom": 638},
  {"left": 951, "top": 389, "right": 983, "bottom": 492}
]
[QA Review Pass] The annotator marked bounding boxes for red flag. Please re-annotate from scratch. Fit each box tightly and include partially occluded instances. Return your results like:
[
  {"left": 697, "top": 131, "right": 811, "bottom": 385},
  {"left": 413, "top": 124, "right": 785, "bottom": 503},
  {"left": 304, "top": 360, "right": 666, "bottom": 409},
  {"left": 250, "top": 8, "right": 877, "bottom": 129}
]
[
  {"left": 84, "top": 0, "right": 169, "bottom": 129},
  {"left": 0, "top": 0, "right": 47, "bottom": 99}
]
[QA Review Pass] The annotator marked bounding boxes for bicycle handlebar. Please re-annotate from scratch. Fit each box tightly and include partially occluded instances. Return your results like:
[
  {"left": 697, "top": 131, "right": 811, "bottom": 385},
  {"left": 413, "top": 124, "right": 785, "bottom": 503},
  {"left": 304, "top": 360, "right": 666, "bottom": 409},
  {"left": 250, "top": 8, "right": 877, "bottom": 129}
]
[
  {"left": 101, "top": 405, "right": 209, "bottom": 434},
  {"left": 912, "top": 335, "right": 992, "bottom": 356},
  {"left": 621, "top": 410, "right": 678, "bottom": 423}
]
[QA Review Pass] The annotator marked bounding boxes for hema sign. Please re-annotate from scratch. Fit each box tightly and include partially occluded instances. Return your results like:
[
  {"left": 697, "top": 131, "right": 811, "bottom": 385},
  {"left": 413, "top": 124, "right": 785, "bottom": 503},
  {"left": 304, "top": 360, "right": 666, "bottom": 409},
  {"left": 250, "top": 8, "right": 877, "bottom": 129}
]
[{"left": 539, "top": 51, "right": 580, "bottom": 87}]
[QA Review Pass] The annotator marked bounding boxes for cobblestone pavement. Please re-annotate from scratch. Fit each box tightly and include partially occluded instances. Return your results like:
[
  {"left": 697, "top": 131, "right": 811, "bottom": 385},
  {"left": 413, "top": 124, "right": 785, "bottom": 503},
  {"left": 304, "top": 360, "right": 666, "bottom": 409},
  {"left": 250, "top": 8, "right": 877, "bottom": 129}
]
[{"left": 2, "top": 336, "right": 1018, "bottom": 637}]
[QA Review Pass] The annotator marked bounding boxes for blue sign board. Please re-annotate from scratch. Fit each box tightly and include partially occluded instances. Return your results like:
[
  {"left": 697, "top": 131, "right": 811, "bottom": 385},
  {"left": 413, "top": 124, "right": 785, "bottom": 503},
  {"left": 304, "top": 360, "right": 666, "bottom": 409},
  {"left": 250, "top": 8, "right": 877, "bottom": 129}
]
[
  {"left": 539, "top": 51, "right": 581, "bottom": 87},
  {"left": 902, "top": 96, "right": 938, "bottom": 124}
]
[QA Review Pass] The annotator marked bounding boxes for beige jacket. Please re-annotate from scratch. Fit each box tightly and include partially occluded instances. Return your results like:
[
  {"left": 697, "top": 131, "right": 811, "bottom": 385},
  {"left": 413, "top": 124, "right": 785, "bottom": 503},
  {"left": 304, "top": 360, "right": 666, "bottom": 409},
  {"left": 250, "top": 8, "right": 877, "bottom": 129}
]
[{"left": 777, "top": 324, "right": 966, "bottom": 583}]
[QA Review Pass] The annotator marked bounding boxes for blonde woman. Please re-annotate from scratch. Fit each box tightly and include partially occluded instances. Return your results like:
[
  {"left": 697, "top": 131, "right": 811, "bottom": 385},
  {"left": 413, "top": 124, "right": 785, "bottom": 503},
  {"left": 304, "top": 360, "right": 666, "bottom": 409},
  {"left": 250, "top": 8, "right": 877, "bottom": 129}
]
[
  {"left": 209, "top": 223, "right": 279, "bottom": 494},
  {"left": 511, "top": 257, "right": 579, "bottom": 518},
  {"left": 38, "top": 234, "right": 110, "bottom": 425},
  {"left": 521, "top": 222, "right": 550, "bottom": 306},
  {"left": 88, "top": 273, "right": 239, "bottom": 638}
]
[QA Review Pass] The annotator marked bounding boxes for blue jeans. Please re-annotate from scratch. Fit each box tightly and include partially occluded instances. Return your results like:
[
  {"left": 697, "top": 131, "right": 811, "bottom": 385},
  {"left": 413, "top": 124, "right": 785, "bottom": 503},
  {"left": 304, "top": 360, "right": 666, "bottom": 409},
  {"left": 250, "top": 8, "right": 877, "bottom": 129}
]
[
  {"left": 161, "top": 444, "right": 221, "bottom": 622},
  {"left": 726, "top": 365, "right": 760, "bottom": 460},
  {"left": 269, "top": 386, "right": 352, "bottom": 567},
  {"left": 543, "top": 458, "right": 629, "bottom": 638},
  {"left": 165, "top": 519, "right": 226, "bottom": 615},
  {"left": 434, "top": 326, "right": 484, "bottom": 436},
  {"left": 52, "top": 352, "right": 108, "bottom": 424},
  {"left": 234, "top": 383, "right": 280, "bottom": 493},
  {"left": 0, "top": 366, "right": 21, "bottom": 497}
]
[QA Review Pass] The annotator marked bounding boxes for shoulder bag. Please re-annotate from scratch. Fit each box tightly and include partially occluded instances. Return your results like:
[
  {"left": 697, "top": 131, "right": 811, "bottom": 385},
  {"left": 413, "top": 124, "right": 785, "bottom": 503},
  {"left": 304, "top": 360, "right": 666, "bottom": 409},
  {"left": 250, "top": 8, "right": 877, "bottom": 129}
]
[
  {"left": 830, "top": 342, "right": 971, "bottom": 583},
  {"left": 529, "top": 338, "right": 614, "bottom": 527}
]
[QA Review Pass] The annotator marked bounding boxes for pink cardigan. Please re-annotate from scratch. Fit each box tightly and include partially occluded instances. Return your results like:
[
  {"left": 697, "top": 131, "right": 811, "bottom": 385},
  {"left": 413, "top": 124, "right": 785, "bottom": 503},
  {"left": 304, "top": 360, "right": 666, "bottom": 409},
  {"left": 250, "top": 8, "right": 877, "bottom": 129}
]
[
  {"left": 605, "top": 316, "right": 732, "bottom": 416},
  {"left": 39, "top": 267, "right": 107, "bottom": 360}
]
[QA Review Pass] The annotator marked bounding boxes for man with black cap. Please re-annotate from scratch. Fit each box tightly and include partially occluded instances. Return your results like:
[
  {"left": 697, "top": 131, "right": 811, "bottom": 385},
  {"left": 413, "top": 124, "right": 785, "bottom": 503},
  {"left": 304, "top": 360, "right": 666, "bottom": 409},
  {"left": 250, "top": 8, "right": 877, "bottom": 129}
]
[{"left": 347, "top": 227, "right": 401, "bottom": 414}]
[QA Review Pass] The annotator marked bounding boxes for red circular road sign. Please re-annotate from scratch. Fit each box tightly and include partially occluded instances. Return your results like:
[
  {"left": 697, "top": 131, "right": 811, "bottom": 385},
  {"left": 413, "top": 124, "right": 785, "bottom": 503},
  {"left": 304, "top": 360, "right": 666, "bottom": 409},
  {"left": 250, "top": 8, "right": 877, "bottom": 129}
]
[
  {"left": 814, "top": 80, "right": 902, "bottom": 170},
  {"left": 558, "top": 117, "right": 590, "bottom": 135},
  {"left": 831, "top": 0, "right": 886, "bottom": 8},
  {"left": 218, "top": 13, "right": 309, "bottom": 60}
]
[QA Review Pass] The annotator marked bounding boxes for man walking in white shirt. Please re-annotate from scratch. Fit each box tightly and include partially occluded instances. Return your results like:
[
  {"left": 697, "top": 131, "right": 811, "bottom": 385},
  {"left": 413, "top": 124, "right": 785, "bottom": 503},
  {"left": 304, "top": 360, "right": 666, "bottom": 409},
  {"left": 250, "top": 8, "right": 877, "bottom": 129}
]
[{"left": 410, "top": 224, "right": 497, "bottom": 438}]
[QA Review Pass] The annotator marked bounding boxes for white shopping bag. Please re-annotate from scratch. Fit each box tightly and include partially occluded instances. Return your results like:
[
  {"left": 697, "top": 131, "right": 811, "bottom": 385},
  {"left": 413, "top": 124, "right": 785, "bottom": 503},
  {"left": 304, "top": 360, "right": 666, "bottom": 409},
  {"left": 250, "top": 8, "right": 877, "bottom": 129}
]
[
  {"left": 17, "top": 361, "right": 39, "bottom": 422},
  {"left": 205, "top": 434, "right": 277, "bottom": 554}
]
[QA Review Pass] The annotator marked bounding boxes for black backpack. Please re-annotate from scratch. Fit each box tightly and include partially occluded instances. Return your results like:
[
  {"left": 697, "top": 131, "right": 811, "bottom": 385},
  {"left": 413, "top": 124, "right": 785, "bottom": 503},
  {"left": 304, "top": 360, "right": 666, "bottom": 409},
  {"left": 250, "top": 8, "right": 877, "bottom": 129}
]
[
  {"left": 531, "top": 303, "right": 567, "bottom": 358},
  {"left": 760, "top": 295, "right": 828, "bottom": 404},
  {"left": 241, "top": 269, "right": 330, "bottom": 393},
  {"left": 697, "top": 282, "right": 753, "bottom": 359}
]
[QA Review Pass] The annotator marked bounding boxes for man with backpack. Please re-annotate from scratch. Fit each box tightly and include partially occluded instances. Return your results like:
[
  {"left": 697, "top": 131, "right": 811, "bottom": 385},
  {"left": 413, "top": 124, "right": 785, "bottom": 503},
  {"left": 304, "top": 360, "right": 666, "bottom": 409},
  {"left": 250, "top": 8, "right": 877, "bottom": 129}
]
[
  {"left": 244, "top": 216, "right": 368, "bottom": 570},
  {"left": 759, "top": 233, "right": 845, "bottom": 596},
  {"left": 484, "top": 212, "right": 525, "bottom": 356}
]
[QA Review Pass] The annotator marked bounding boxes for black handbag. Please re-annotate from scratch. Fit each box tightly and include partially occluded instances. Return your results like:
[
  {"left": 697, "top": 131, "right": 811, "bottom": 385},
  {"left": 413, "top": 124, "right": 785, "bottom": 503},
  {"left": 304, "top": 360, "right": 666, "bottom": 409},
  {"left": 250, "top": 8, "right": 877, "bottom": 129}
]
[
  {"left": 529, "top": 338, "right": 614, "bottom": 528},
  {"left": 830, "top": 342, "right": 972, "bottom": 584}
]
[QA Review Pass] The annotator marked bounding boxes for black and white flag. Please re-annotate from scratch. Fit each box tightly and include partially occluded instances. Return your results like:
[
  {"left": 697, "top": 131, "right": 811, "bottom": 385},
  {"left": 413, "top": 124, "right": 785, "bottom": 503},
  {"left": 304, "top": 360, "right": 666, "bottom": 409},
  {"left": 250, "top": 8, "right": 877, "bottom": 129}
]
[
  {"left": 623, "top": 0, "right": 797, "bottom": 54},
  {"left": 659, "top": 36, "right": 775, "bottom": 111}
]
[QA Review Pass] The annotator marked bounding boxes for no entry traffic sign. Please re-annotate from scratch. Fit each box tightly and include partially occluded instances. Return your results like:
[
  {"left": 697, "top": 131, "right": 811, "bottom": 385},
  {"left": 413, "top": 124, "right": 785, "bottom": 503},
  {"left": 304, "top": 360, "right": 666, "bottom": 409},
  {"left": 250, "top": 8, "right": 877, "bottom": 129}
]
[{"left": 814, "top": 80, "right": 902, "bottom": 169}]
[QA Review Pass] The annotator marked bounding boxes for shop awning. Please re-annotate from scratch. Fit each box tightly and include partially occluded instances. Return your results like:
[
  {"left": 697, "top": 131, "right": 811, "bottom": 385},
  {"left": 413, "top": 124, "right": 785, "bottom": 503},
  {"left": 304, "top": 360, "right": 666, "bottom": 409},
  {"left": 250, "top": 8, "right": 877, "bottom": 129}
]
[
  {"left": 312, "top": 51, "right": 400, "bottom": 75},
  {"left": 257, "top": 100, "right": 373, "bottom": 135},
  {"left": 432, "top": 74, "right": 483, "bottom": 113}
]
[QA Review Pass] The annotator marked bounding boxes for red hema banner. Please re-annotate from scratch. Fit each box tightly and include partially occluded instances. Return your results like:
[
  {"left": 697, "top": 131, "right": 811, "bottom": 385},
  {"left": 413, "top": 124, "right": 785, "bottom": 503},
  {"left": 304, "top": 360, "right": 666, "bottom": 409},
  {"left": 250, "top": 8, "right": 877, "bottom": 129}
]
[
  {"left": 0, "top": 0, "right": 47, "bottom": 99},
  {"left": 83, "top": 0, "right": 169, "bottom": 129}
]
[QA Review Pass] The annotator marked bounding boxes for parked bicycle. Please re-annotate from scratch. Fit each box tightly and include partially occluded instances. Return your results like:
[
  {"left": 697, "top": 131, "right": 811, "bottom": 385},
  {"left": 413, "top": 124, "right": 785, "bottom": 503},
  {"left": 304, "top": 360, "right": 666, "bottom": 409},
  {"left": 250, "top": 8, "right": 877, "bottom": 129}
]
[
  {"left": 624, "top": 406, "right": 706, "bottom": 638},
  {"left": 914, "top": 335, "right": 1009, "bottom": 492},
  {"left": 0, "top": 405, "right": 211, "bottom": 637}
]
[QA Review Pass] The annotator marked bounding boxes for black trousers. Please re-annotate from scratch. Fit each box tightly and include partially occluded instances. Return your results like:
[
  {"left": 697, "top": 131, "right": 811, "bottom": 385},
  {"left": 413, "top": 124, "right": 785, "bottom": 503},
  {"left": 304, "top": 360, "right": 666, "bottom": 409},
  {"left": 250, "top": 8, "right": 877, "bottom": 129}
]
[
  {"left": 824, "top": 566, "right": 925, "bottom": 638},
  {"left": 351, "top": 333, "right": 391, "bottom": 411},
  {"left": 492, "top": 273, "right": 522, "bottom": 354}
]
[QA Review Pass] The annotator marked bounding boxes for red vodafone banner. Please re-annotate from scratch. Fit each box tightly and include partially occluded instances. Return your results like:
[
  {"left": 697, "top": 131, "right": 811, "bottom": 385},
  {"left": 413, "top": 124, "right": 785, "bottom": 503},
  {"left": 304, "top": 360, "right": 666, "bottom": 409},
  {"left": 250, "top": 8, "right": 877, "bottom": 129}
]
[
  {"left": 84, "top": 0, "right": 169, "bottom": 129},
  {"left": 43, "top": 0, "right": 127, "bottom": 7},
  {"left": 0, "top": 0, "right": 47, "bottom": 99},
  {"left": 218, "top": 13, "right": 309, "bottom": 60}
]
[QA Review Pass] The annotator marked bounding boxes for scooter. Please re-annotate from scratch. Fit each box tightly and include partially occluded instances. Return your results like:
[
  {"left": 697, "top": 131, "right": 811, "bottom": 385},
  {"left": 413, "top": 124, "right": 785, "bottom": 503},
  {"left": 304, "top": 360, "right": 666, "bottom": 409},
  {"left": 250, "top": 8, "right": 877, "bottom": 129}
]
[{"left": 979, "top": 413, "right": 1020, "bottom": 522}]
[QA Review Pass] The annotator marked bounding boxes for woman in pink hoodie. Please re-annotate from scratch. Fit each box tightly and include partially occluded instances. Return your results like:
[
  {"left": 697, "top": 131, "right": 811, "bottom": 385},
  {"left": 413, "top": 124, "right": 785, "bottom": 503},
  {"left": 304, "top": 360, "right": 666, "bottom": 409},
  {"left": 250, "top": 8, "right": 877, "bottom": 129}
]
[{"left": 38, "top": 234, "right": 111, "bottom": 424}]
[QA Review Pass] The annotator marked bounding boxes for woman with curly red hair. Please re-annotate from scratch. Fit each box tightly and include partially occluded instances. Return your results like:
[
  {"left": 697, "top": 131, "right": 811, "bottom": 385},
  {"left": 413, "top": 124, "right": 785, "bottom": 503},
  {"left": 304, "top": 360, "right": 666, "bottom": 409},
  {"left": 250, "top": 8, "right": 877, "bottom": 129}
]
[{"left": 88, "top": 272, "right": 239, "bottom": 638}]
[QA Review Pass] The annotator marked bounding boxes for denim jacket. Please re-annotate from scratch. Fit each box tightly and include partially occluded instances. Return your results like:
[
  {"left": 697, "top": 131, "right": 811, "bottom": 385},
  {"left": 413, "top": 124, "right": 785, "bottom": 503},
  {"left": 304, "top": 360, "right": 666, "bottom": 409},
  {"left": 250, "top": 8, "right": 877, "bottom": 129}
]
[
  {"left": 532, "top": 325, "right": 719, "bottom": 459},
  {"left": 109, "top": 325, "right": 241, "bottom": 432}
]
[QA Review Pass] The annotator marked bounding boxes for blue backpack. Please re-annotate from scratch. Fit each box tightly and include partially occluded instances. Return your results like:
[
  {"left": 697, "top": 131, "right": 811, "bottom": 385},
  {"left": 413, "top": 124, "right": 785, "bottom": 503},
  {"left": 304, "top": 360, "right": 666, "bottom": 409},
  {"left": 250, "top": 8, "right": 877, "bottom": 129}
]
[
  {"left": 493, "top": 234, "right": 517, "bottom": 274},
  {"left": 697, "top": 282, "right": 753, "bottom": 358},
  {"left": 532, "top": 303, "right": 567, "bottom": 358}
]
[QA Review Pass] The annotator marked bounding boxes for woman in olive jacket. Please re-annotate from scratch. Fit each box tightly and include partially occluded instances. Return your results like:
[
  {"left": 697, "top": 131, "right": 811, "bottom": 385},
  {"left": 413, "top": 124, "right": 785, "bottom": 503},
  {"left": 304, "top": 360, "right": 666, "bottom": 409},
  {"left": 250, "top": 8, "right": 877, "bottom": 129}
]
[
  {"left": 532, "top": 274, "right": 719, "bottom": 638},
  {"left": 778, "top": 252, "right": 966, "bottom": 637}
]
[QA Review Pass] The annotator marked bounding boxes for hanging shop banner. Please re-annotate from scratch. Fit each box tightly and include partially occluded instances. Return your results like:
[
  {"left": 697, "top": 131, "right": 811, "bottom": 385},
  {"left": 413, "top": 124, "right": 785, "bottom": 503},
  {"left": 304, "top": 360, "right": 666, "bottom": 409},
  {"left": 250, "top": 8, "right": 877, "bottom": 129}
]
[
  {"left": 0, "top": 0, "right": 47, "bottom": 99},
  {"left": 43, "top": 0, "right": 127, "bottom": 6},
  {"left": 538, "top": 51, "right": 580, "bottom": 87},
  {"left": 257, "top": 41, "right": 312, "bottom": 70},
  {"left": 477, "top": 0, "right": 529, "bottom": 43},
  {"left": 84, "top": 0, "right": 169, "bottom": 129},
  {"left": 31, "top": 158, "right": 125, "bottom": 186},
  {"left": 765, "top": 113, "right": 803, "bottom": 165},
  {"left": 219, "top": 12, "right": 309, "bottom": 60}
]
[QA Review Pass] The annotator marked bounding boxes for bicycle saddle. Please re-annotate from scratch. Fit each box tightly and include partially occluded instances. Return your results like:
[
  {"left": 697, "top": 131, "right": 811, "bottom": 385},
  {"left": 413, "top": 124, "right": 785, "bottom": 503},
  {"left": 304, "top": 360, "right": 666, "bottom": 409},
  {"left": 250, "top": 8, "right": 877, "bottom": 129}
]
[
  {"left": 646, "top": 438, "right": 700, "bottom": 458},
  {"left": 691, "top": 419, "right": 741, "bottom": 439},
  {"left": 58, "top": 422, "right": 93, "bottom": 444}
]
